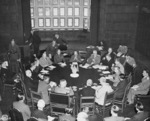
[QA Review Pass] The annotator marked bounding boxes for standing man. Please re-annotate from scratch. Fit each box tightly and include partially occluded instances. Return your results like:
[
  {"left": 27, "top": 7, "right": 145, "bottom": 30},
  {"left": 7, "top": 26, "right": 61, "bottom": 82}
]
[
  {"left": 53, "top": 33, "right": 67, "bottom": 51},
  {"left": 8, "top": 39, "right": 21, "bottom": 74},
  {"left": 29, "top": 30, "right": 41, "bottom": 57}
]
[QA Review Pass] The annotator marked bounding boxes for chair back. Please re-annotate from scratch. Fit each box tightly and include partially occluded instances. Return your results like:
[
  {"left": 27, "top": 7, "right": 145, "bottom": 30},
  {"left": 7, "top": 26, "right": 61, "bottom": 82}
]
[
  {"left": 30, "top": 89, "right": 42, "bottom": 110},
  {"left": 80, "top": 96, "right": 95, "bottom": 114},
  {"left": 104, "top": 91, "right": 115, "bottom": 106},
  {"left": 49, "top": 92, "right": 71, "bottom": 115},
  {"left": 9, "top": 108, "right": 24, "bottom": 121}
]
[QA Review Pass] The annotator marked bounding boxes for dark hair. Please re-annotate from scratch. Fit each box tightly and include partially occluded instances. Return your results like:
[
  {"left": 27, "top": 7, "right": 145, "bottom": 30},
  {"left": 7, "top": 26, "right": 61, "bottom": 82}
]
[
  {"left": 136, "top": 102, "right": 144, "bottom": 111},
  {"left": 17, "top": 92, "right": 25, "bottom": 101}
]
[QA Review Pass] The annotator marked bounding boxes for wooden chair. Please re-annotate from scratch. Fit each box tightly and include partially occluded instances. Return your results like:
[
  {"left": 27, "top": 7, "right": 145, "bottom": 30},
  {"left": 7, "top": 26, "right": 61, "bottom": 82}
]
[
  {"left": 9, "top": 108, "right": 24, "bottom": 121},
  {"left": 30, "top": 89, "right": 42, "bottom": 111},
  {"left": 80, "top": 96, "right": 95, "bottom": 115},
  {"left": 49, "top": 92, "right": 75, "bottom": 116},
  {"left": 113, "top": 78, "right": 132, "bottom": 112},
  {"left": 96, "top": 91, "right": 116, "bottom": 119}
]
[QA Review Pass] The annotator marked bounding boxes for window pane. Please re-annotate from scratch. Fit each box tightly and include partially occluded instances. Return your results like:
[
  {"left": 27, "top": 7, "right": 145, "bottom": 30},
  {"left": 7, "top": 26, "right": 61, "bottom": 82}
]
[
  {"left": 60, "top": 18, "right": 65, "bottom": 27},
  {"left": 68, "top": 18, "right": 73, "bottom": 27},
  {"left": 83, "top": 18, "right": 88, "bottom": 28},
  {"left": 74, "top": 0, "right": 80, "bottom": 5},
  {"left": 45, "top": 18, "right": 51, "bottom": 26},
  {"left": 38, "top": 18, "right": 44, "bottom": 27},
  {"left": 37, "top": 0, "right": 43, "bottom": 5},
  {"left": 44, "top": 0, "right": 50, "bottom": 5},
  {"left": 45, "top": 7, "right": 51, "bottom": 16},
  {"left": 67, "top": 0, "right": 72, "bottom": 5},
  {"left": 38, "top": 8, "right": 44, "bottom": 16},
  {"left": 75, "top": 8, "right": 79, "bottom": 16},
  {"left": 52, "top": 0, "right": 58, "bottom": 5},
  {"left": 31, "top": 18, "right": 35, "bottom": 27},
  {"left": 60, "top": 0, "right": 65, "bottom": 5},
  {"left": 68, "top": 8, "right": 73, "bottom": 16},
  {"left": 83, "top": 8, "right": 88, "bottom": 17},
  {"left": 60, "top": 8, "right": 65, "bottom": 16},
  {"left": 84, "top": 0, "right": 89, "bottom": 6},
  {"left": 74, "top": 18, "right": 79, "bottom": 27},
  {"left": 31, "top": 8, "right": 34, "bottom": 17},
  {"left": 30, "top": 0, "right": 34, "bottom": 6},
  {"left": 53, "top": 18, "right": 58, "bottom": 27},
  {"left": 53, "top": 8, "right": 58, "bottom": 16}
]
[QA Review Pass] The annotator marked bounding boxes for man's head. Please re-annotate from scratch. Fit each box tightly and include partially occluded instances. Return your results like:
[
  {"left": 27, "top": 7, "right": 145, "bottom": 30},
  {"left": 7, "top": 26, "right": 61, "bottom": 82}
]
[
  {"left": 43, "top": 76, "right": 50, "bottom": 84},
  {"left": 57, "top": 49, "right": 61, "bottom": 55},
  {"left": 37, "top": 99, "right": 45, "bottom": 110},
  {"left": 108, "top": 47, "right": 113, "bottom": 53},
  {"left": 99, "top": 77, "right": 106, "bottom": 85},
  {"left": 111, "top": 105, "right": 120, "bottom": 116},
  {"left": 59, "top": 79, "right": 67, "bottom": 88},
  {"left": 11, "top": 39, "right": 15, "bottom": 46},
  {"left": 93, "top": 50, "right": 97, "bottom": 57},
  {"left": 17, "top": 92, "right": 25, "bottom": 102},
  {"left": 25, "top": 70, "right": 32, "bottom": 78},
  {"left": 83, "top": 107, "right": 89, "bottom": 113},
  {"left": 135, "top": 102, "right": 144, "bottom": 112},
  {"left": 42, "top": 51, "right": 47, "bottom": 58},
  {"left": 86, "top": 79, "right": 93, "bottom": 86},
  {"left": 55, "top": 33, "right": 59, "bottom": 39},
  {"left": 65, "top": 108, "right": 73, "bottom": 115}
]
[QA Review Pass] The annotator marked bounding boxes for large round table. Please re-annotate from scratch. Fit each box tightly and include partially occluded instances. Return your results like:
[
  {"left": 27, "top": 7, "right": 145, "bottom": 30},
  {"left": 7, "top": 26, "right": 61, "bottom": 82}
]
[{"left": 48, "top": 64, "right": 100, "bottom": 87}]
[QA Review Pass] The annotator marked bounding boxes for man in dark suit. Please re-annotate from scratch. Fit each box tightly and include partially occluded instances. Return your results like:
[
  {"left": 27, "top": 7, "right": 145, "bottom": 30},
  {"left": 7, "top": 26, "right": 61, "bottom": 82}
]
[
  {"left": 126, "top": 102, "right": 149, "bottom": 121},
  {"left": 113, "top": 74, "right": 128, "bottom": 99},
  {"left": 80, "top": 79, "right": 95, "bottom": 96}
]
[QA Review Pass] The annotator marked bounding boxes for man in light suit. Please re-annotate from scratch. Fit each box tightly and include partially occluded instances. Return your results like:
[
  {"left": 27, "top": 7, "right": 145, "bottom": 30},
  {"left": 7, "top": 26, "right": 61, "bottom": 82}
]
[
  {"left": 126, "top": 102, "right": 149, "bottom": 121},
  {"left": 87, "top": 50, "right": 101, "bottom": 65}
]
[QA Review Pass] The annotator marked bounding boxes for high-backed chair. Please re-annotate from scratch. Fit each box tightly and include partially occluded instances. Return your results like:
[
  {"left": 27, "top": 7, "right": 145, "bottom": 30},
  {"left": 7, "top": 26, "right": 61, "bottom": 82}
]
[
  {"left": 113, "top": 81, "right": 131, "bottom": 112},
  {"left": 30, "top": 89, "right": 42, "bottom": 111},
  {"left": 9, "top": 108, "right": 24, "bottom": 121},
  {"left": 96, "top": 91, "right": 116, "bottom": 119},
  {"left": 49, "top": 92, "right": 75, "bottom": 116},
  {"left": 80, "top": 96, "right": 95, "bottom": 115}
]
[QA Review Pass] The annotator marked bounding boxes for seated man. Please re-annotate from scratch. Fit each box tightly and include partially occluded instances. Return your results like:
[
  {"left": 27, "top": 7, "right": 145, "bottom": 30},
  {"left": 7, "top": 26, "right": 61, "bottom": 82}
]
[
  {"left": 54, "top": 79, "right": 74, "bottom": 96},
  {"left": 37, "top": 76, "right": 50, "bottom": 105},
  {"left": 87, "top": 50, "right": 101, "bottom": 65},
  {"left": 46, "top": 40, "right": 58, "bottom": 58},
  {"left": 59, "top": 108, "right": 75, "bottom": 121},
  {"left": 95, "top": 77, "right": 113, "bottom": 105},
  {"left": 39, "top": 51, "right": 52, "bottom": 68},
  {"left": 24, "top": 70, "right": 38, "bottom": 97},
  {"left": 13, "top": 92, "right": 31, "bottom": 121},
  {"left": 70, "top": 51, "right": 82, "bottom": 63},
  {"left": 114, "top": 74, "right": 128, "bottom": 99},
  {"left": 126, "top": 102, "right": 149, "bottom": 121},
  {"left": 127, "top": 69, "right": 150, "bottom": 104},
  {"left": 54, "top": 49, "right": 65, "bottom": 64},
  {"left": 32, "top": 99, "right": 48, "bottom": 120},
  {"left": 79, "top": 79, "right": 95, "bottom": 97},
  {"left": 53, "top": 33, "right": 67, "bottom": 51},
  {"left": 104, "top": 105, "right": 125, "bottom": 121}
]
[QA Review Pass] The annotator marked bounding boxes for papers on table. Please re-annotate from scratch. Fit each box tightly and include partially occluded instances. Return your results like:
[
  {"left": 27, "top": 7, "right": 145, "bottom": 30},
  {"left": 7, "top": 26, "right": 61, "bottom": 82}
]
[
  {"left": 40, "top": 69, "right": 49, "bottom": 74},
  {"left": 79, "top": 63, "right": 90, "bottom": 69},
  {"left": 92, "top": 65, "right": 108, "bottom": 70},
  {"left": 86, "top": 45, "right": 95, "bottom": 49},
  {"left": 102, "top": 71, "right": 110, "bottom": 74},
  {"left": 58, "top": 62, "right": 67, "bottom": 67}
]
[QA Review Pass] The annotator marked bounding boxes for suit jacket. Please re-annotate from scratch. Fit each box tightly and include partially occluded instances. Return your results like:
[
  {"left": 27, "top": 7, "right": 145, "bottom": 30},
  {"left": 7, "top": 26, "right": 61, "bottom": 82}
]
[
  {"left": 13, "top": 101, "right": 31, "bottom": 121},
  {"left": 46, "top": 43, "right": 58, "bottom": 56},
  {"left": 127, "top": 111, "right": 149, "bottom": 121},
  {"left": 87, "top": 54, "right": 101, "bottom": 65},
  {"left": 114, "top": 79, "right": 128, "bottom": 99},
  {"left": 54, "top": 54, "right": 65, "bottom": 64},
  {"left": 136, "top": 77, "right": 150, "bottom": 94},
  {"left": 80, "top": 86, "right": 95, "bottom": 96},
  {"left": 70, "top": 55, "right": 82, "bottom": 63},
  {"left": 39, "top": 57, "right": 52, "bottom": 67}
]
